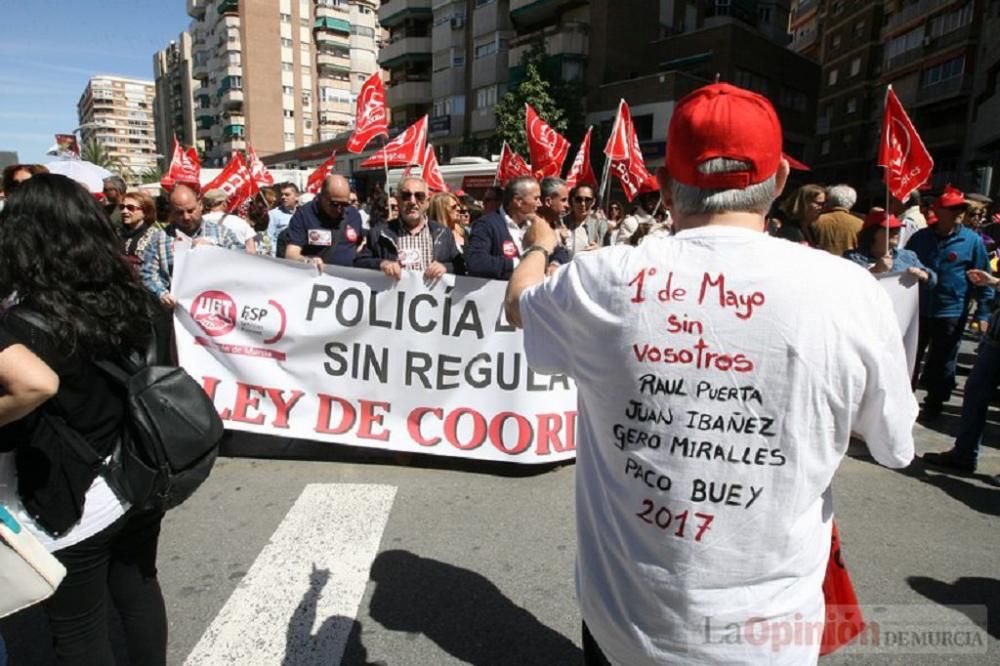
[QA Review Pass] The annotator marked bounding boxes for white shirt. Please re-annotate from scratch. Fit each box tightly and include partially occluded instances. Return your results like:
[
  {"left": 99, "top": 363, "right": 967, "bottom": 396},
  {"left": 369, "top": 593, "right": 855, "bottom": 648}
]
[
  {"left": 502, "top": 206, "right": 526, "bottom": 267},
  {"left": 519, "top": 226, "right": 915, "bottom": 665},
  {"left": 898, "top": 205, "right": 927, "bottom": 247},
  {"left": 203, "top": 211, "right": 255, "bottom": 245}
]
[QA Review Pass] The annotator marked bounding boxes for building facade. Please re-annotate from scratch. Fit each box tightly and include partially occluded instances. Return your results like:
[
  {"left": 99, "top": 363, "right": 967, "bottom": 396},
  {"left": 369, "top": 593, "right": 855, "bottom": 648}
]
[
  {"left": 153, "top": 33, "right": 198, "bottom": 164},
  {"left": 77, "top": 75, "right": 158, "bottom": 178},
  {"left": 964, "top": 0, "right": 1000, "bottom": 195},
  {"left": 182, "top": 0, "right": 381, "bottom": 166}
]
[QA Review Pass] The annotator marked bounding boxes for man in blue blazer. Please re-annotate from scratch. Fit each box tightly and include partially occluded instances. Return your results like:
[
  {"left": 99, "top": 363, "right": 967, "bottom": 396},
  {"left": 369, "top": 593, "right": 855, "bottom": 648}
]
[{"left": 466, "top": 175, "right": 569, "bottom": 279}]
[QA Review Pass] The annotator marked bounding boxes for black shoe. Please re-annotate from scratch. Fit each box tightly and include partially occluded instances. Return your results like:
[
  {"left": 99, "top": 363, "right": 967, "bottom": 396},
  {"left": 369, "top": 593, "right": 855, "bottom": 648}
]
[
  {"left": 922, "top": 449, "right": 976, "bottom": 473},
  {"left": 987, "top": 474, "right": 1000, "bottom": 488}
]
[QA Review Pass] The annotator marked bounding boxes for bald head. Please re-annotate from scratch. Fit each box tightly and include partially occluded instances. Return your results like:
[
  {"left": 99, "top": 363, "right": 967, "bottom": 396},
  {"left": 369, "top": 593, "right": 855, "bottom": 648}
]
[
  {"left": 318, "top": 174, "right": 352, "bottom": 221},
  {"left": 169, "top": 184, "right": 203, "bottom": 233}
]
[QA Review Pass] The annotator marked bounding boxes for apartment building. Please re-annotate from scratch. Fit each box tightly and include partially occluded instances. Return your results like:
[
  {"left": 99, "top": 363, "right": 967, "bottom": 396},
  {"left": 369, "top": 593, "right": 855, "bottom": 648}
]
[
  {"left": 153, "top": 33, "right": 198, "bottom": 163},
  {"left": 964, "top": 0, "right": 1000, "bottom": 195},
  {"left": 183, "top": 0, "right": 381, "bottom": 166},
  {"left": 789, "top": 0, "right": 822, "bottom": 60},
  {"left": 76, "top": 76, "right": 158, "bottom": 178}
]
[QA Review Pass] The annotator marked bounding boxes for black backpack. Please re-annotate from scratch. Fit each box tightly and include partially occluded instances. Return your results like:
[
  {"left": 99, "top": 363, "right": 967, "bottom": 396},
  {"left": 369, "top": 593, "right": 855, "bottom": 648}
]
[{"left": 19, "top": 311, "right": 224, "bottom": 513}]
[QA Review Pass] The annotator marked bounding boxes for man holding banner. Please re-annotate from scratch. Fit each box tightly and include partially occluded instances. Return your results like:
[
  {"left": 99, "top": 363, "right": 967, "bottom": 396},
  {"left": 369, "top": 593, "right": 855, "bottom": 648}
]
[
  {"left": 505, "top": 83, "right": 916, "bottom": 665},
  {"left": 285, "top": 174, "right": 365, "bottom": 271}
]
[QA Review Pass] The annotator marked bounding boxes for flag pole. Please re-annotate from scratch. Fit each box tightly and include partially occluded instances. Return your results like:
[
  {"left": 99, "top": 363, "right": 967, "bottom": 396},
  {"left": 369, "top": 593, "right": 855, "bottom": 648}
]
[
  {"left": 598, "top": 99, "right": 623, "bottom": 207},
  {"left": 494, "top": 142, "right": 505, "bottom": 187},
  {"left": 884, "top": 85, "right": 892, "bottom": 257},
  {"left": 382, "top": 134, "right": 391, "bottom": 192}
]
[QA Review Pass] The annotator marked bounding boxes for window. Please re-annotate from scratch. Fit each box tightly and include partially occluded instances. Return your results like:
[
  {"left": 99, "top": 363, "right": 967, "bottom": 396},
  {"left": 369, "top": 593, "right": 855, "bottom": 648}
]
[
  {"left": 842, "top": 132, "right": 853, "bottom": 146},
  {"left": 282, "top": 85, "right": 294, "bottom": 95},
  {"left": 929, "top": 2, "right": 974, "bottom": 38},
  {"left": 283, "top": 109, "right": 295, "bottom": 118},
  {"left": 284, "top": 132, "right": 295, "bottom": 142},
  {"left": 832, "top": 0, "right": 845, "bottom": 16},
  {"left": 853, "top": 20, "right": 865, "bottom": 38},
  {"left": 850, "top": 57, "right": 861, "bottom": 77},
  {"left": 734, "top": 69, "right": 769, "bottom": 95},
  {"left": 821, "top": 139, "right": 831, "bottom": 155},
  {"left": 828, "top": 68, "right": 838, "bottom": 86},
  {"left": 846, "top": 97, "right": 857, "bottom": 114},
  {"left": 453, "top": 53, "right": 465, "bottom": 67},
  {"left": 831, "top": 34, "right": 841, "bottom": 51},
  {"left": 351, "top": 26, "right": 375, "bottom": 38},
  {"left": 921, "top": 56, "right": 965, "bottom": 86},
  {"left": 302, "top": 91, "right": 312, "bottom": 107},
  {"left": 475, "top": 0, "right": 495, "bottom": 6},
  {"left": 475, "top": 85, "right": 497, "bottom": 109},
  {"left": 475, "top": 41, "right": 497, "bottom": 59},
  {"left": 304, "top": 119, "right": 313, "bottom": 130},
  {"left": 280, "top": 13, "right": 291, "bottom": 23},
  {"left": 779, "top": 87, "right": 807, "bottom": 112},
  {"left": 282, "top": 62, "right": 294, "bottom": 72},
  {"left": 281, "top": 38, "right": 293, "bottom": 47},
  {"left": 301, "top": 18, "right": 310, "bottom": 27},
  {"left": 887, "top": 26, "right": 924, "bottom": 61}
]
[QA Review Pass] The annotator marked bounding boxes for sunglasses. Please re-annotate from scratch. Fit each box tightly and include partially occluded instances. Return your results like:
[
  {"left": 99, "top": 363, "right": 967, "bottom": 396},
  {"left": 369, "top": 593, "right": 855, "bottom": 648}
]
[
  {"left": 574, "top": 196, "right": 594, "bottom": 204},
  {"left": 458, "top": 209, "right": 469, "bottom": 215},
  {"left": 399, "top": 190, "right": 427, "bottom": 202},
  {"left": 120, "top": 204, "right": 142, "bottom": 212},
  {"left": 323, "top": 198, "right": 349, "bottom": 208}
]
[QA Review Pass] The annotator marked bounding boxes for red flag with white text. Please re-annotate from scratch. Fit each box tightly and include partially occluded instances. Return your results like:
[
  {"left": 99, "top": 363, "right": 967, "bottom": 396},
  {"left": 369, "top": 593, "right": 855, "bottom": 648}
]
[
  {"left": 603, "top": 100, "right": 630, "bottom": 162},
  {"left": 202, "top": 151, "right": 258, "bottom": 212},
  {"left": 162, "top": 136, "right": 201, "bottom": 190},
  {"left": 525, "top": 104, "right": 570, "bottom": 179},
  {"left": 566, "top": 126, "right": 597, "bottom": 189},
  {"left": 878, "top": 87, "right": 934, "bottom": 202},
  {"left": 347, "top": 72, "right": 389, "bottom": 153},
  {"left": 496, "top": 141, "right": 532, "bottom": 186},
  {"left": 245, "top": 144, "right": 274, "bottom": 187},
  {"left": 609, "top": 104, "right": 655, "bottom": 201},
  {"left": 305, "top": 152, "right": 337, "bottom": 194},
  {"left": 421, "top": 144, "right": 448, "bottom": 192},
  {"left": 360, "top": 115, "right": 427, "bottom": 168}
]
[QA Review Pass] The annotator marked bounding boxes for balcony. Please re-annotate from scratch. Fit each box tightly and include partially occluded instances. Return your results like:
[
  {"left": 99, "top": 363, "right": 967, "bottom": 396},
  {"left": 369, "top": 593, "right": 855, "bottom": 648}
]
[
  {"left": 315, "top": 29, "right": 351, "bottom": 48},
  {"left": 222, "top": 123, "right": 245, "bottom": 138},
  {"left": 509, "top": 0, "right": 576, "bottom": 27},
  {"left": 217, "top": 0, "right": 238, "bottom": 17},
  {"left": 219, "top": 136, "right": 247, "bottom": 153},
  {"left": 318, "top": 52, "right": 352, "bottom": 69},
  {"left": 379, "top": 35, "right": 432, "bottom": 69},
  {"left": 316, "top": 4, "right": 348, "bottom": 20},
  {"left": 386, "top": 79, "right": 432, "bottom": 107},
  {"left": 192, "top": 52, "right": 211, "bottom": 79},
  {"left": 885, "top": 24, "right": 975, "bottom": 74},
  {"left": 790, "top": 29, "right": 817, "bottom": 53},
  {"left": 509, "top": 22, "right": 587, "bottom": 64},
  {"left": 887, "top": 0, "right": 959, "bottom": 33},
  {"left": 220, "top": 87, "right": 244, "bottom": 108},
  {"left": 379, "top": 0, "right": 432, "bottom": 29},
  {"left": 914, "top": 75, "right": 970, "bottom": 106},
  {"left": 319, "top": 99, "right": 353, "bottom": 114},
  {"left": 187, "top": 0, "right": 206, "bottom": 19}
]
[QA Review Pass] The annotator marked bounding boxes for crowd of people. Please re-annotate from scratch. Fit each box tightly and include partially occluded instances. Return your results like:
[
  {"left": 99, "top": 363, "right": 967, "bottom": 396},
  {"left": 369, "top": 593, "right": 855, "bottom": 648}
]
[{"left": 1, "top": 77, "right": 999, "bottom": 664}]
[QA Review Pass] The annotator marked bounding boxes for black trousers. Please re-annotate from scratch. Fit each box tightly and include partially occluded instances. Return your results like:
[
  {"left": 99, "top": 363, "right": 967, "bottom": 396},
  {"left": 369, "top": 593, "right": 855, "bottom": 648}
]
[
  {"left": 914, "top": 315, "right": 968, "bottom": 408},
  {"left": 43, "top": 509, "right": 166, "bottom": 666},
  {"left": 583, "top": 622, "right": 612, "bottom": 666}
]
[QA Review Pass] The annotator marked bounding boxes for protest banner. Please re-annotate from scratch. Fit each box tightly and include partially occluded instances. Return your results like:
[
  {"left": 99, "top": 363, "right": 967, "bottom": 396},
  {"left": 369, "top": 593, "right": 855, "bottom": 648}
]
[
  {"left": 170, "top": 245, "right": 578, "bottom": 464},
  {"left": 876, "top": 271, "right": 920, "bottom": 376}
]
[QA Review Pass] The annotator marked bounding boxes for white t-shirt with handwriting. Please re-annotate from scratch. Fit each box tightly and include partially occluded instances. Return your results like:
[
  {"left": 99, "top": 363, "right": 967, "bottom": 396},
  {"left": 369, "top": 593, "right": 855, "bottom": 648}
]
[{"left": 519, "top": 225, "right": 916, "bottom": 665}]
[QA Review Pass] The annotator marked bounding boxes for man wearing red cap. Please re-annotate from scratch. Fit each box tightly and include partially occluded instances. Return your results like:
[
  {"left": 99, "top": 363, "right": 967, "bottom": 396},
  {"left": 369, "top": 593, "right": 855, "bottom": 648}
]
[
  {"left": 504, "top": 83, "right": 916, "bottom": 665},
  {"left": 905, "top": 185, "right": 994, "bottom": 420}
]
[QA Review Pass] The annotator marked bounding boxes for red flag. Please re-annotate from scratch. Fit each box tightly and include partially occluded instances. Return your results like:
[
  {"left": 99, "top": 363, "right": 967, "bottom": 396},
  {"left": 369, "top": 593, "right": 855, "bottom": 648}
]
[
  {"left": 421, "top": 144, "right": 448, "bottom": 192},
  {"left": 565, "top": 127, "right": 597, "bottom": 189},
  {"left": 360, "top": 115, "right": 427, "bottom": 168},
  {"left": 202, "top": 151, "right": 259, "bottom": 212},
  {"left": 245, "top": 144, "right": 274, "bottom": 187},
  {"left": 305, "top": 151, "right": 337, "bottom": 194},
  {"left": 603, "top": 100, "right": 631, "bottom": 162},
  {"left": 347, "top": 72, "right": 389, "bottom": 153},
  {"left": 878, "top": 87, "right": 934, "bottom": 202},
  {"left": 609, "top": 104, "right": 655, "bottom": 201},
  {"left": 162, "top": 136, "right": 201, "bottom": 190},
  {"left": 525, "top": 104, "right": 570, "bottom": 179},
  {"left": 496, "top": 141, "right": 532, "bottom": 186}
]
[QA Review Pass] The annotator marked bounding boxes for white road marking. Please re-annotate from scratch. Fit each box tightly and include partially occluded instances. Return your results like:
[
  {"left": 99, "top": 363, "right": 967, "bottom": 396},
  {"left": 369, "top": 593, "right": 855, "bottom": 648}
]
[{"left": 184, "top": 483, "right": 396, "bottom": 666}]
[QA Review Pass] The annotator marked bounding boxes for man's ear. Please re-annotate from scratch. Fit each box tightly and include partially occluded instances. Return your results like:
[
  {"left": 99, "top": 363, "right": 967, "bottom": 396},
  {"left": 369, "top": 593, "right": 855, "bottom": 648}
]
[
  {"left": 773, "top": 159, "right": 790, "bottom": 201},
  {"left": 656, "top": 166, "right": 673, "bottom": 210}
]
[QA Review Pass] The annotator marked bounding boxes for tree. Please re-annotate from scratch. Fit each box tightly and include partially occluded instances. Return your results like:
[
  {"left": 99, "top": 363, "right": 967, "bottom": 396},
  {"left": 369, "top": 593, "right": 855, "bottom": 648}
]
[
  {"left": 495, "top": 41, "right": 566, "bottom": 157},
  {"left": 140, "top": 165, "right": 164, "bottom": 185},
  {"left": 81, "top": 138, "right": 133, "bottom": 182}
]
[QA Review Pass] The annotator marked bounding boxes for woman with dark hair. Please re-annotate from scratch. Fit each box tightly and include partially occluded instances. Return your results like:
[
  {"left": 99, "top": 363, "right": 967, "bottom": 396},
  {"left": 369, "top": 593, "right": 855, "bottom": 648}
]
[
  {"left": 247, "top": 198, "right": 275, "bottom": 256},
  {"left": 1, "top": 163, "right": 49, "bottom": 196},
  {"left": 119, "top": 189, "right": 160, "bottom": 268},
  {"left": 0, "top": 174, "right": 168, "bottom": 666}
]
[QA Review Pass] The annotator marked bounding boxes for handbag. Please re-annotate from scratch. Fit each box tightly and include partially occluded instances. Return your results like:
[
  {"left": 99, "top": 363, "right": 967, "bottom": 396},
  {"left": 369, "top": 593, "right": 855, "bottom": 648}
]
[{"left": 0, "top": 503, "right": 67, "bottom": 618}]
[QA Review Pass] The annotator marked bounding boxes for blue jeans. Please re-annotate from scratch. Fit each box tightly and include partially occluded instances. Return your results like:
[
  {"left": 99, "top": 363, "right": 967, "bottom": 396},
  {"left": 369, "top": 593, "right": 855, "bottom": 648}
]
[{"left": 953, "top": 338, "right": 1000, "bottom": 463}]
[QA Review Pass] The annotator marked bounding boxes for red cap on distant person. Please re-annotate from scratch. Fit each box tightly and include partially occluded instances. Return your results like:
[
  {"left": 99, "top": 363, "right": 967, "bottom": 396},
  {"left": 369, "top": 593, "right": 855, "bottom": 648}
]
[
  {"left": 667, "top": 83, "right": 782, "bottom": 189},
  {"left": 863, "top": 210, "right": 903, "bottom": 230},
  {"left": 934, "top": 184, "right": 966, "bottom": 208}
]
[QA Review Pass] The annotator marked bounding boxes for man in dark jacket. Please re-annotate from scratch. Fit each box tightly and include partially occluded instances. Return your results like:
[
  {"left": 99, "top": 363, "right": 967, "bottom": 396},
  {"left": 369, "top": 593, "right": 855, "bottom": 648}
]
[
  {"left": 355, "top": 176, "right": 461, "bottom": 279},
  {"left": 465, "top": 175, "right": 567, "bottom": 279},
  {"left": 285, "top": 174, "right": 365, "bottom": 270}
]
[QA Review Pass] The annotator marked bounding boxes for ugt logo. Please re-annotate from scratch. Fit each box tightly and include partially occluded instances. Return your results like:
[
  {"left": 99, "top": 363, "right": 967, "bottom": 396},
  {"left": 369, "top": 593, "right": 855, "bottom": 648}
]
[{"left": 191, "top": 290, "right": 237, "bottom": 337}]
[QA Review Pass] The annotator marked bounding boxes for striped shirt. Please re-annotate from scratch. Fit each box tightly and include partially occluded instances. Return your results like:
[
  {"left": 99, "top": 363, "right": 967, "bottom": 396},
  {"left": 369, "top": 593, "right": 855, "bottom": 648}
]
[
  {"left": 395, "top": 221, "right": 434, "bottom": 272},
  {"left": 140, "top": 220, "right": 243, "bottom": 298}
]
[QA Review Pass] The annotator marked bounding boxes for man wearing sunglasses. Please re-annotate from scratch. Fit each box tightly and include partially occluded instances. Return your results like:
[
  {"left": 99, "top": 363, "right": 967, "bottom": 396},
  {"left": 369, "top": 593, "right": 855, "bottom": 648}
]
[
  {"left": 466, "top": 176, "right": 567, "bottom": 279},
  {"left": 285, "top": 173, "right": 365, "bottom": 271},
  {"left": 355, "top": 176, "right": 461, "bottom": 280}
]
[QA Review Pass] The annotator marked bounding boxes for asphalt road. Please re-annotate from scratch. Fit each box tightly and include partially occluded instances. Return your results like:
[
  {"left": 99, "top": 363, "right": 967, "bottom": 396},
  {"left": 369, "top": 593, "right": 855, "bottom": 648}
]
[{"left": 2, "top": 343, "right": 998, "bottom": 666}]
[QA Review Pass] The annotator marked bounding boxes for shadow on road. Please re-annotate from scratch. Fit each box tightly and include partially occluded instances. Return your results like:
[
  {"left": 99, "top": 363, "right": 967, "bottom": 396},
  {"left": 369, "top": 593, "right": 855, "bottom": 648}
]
[
  {"left": 353, "top": 549, "right": 581, "bottom": 666},
  {"left": 907, "top": 576, "right": 1000, "bottom": 639},
  {"left": 898, "top": 462, "right": 1000, "bottom": 517},
  {"left": 283, "top": 564, "right": 383, "bottom": 666}
]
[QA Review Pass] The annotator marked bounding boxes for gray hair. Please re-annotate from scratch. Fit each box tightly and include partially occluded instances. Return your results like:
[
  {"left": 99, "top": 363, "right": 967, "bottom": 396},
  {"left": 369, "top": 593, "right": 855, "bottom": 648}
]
[
  {"left": 103, "top": 175, "right": 127, "bottom": 193},
  {"left": 826, "top": 184, "right": 857, "bottom": 210},
  {"left": 503, "top": 175, "right": 538, "bottom": 208},
  {"left": 670, "top": 159, "right": 777, "bottom": 217},
  {"left": 540, "top": 176, "right": 566, "bottom": 200}
]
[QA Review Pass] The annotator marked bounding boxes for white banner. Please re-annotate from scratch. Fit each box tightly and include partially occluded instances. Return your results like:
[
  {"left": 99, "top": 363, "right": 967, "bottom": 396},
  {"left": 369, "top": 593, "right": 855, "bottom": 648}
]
[
  {"left": 876, "top": 271, "right": 921, "bottom": 377},
  {"left": 171, "top": 244, "right": 577, "bottom": 463}
]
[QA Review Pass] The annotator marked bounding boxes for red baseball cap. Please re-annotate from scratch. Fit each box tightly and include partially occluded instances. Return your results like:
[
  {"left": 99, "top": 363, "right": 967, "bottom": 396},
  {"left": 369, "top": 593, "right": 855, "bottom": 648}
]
[
  {"left": 667, "top": 83, "right": 782, "bottom": 189},
  {"left": 863, "top": 210, "right": 903, "bottom": 230},
  {"left": 934, "top": 184, "right": 966, "bottom": 209}
]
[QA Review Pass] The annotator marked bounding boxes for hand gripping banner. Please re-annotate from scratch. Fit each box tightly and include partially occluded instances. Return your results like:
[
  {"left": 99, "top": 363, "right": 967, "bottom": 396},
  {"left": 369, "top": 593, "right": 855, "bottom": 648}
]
[{"left": 170, "top": 244, "right": 578, "bottom": 464}]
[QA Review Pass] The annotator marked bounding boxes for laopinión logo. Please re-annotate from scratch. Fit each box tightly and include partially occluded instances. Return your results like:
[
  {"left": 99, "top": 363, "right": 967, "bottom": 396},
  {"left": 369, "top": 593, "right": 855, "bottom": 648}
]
[{"left": 190, "top": 289, "right": 288, "bottom": 359}]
